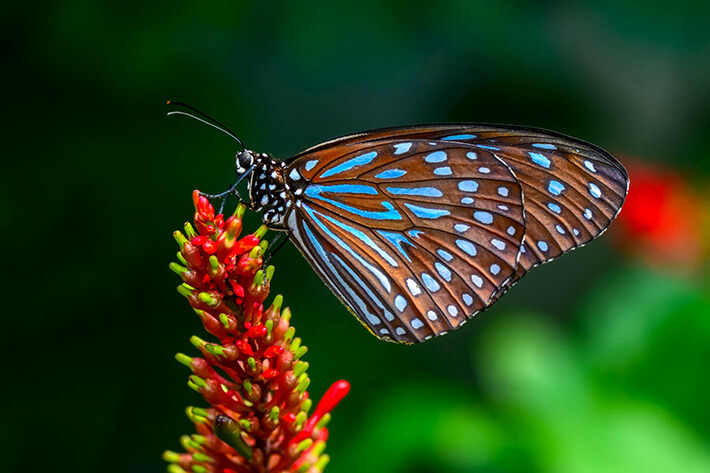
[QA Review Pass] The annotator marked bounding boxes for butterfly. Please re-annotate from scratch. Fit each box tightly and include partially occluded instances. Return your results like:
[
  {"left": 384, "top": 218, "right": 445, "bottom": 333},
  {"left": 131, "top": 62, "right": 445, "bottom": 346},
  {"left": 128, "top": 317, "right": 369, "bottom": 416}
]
[{"left": 169, "top": 104, "right": 629, "bottom": 344}]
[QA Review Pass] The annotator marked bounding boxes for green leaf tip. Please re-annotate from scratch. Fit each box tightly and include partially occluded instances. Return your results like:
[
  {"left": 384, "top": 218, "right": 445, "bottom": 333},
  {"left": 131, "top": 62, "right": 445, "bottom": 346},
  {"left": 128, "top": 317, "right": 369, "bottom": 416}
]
[
  {"left": 184, "top": 222, "right": 197, "bottom": 239},
  {"left": 162, "top": 450, "right": 181, "bottom": 463},
  {"left": 294, "top": 361, "right": 309, "bottom": 377},
  {"left": 296, "top": 438, "right": 313, "bottom": 453},
  {"left": 316, "top": 413, "right": 331, "bottom": 429},
  {"left": 177, "top": 283, "right": 195, "bottom": 298},
  {"left": 265, "top": 265, "right": 275, "bottom": 282},
  {"left": 175, "top": 353, "right": 193, "bottom": 368},
  {"left": 173, "top": 231, "right": 189, "bottom": 248},
  {"left": 208, "top": 255, "right": 220, "bottom": 273},
  {"left": 294, "top": 345, "right": 308, "bottom": 360},
  {"left": 198, "top": 292, "right": 220, "bottom": 306},
  {"left": 254, "top": 225, "right": 268, "bottom": 239},
  {"left": 169, "top": 262, "right": 188, "bottom": 276}
]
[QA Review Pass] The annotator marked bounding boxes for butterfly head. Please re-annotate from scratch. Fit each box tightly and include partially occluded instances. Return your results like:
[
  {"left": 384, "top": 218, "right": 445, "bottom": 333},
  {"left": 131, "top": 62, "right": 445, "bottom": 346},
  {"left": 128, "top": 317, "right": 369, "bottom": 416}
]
[{"left": 235, "top": 150, "right": 257, "bottom": 176}]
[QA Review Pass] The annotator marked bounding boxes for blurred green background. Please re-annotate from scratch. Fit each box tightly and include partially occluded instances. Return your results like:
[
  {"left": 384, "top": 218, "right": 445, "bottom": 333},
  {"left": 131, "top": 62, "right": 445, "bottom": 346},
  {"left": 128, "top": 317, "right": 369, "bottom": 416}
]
[{"left": 4, "top": 1, "right": 710, "bottom": 472}]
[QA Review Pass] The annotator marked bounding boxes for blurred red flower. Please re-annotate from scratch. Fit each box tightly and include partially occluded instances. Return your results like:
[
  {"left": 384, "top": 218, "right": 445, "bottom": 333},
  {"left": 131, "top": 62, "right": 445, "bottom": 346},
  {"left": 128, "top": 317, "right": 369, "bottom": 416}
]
[{"left": 613, "top": 161, "right": 707, "bottom": 269}]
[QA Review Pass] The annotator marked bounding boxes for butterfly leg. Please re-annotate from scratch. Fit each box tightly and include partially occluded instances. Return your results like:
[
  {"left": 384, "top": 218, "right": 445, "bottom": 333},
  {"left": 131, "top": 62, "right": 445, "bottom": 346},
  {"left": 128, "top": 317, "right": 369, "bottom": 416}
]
[
  {"left": 200, "top": 183, "right": 244, "bottom": 215},
  {"left": 263, "top": 230, "right": 292, "bottom": 266}
]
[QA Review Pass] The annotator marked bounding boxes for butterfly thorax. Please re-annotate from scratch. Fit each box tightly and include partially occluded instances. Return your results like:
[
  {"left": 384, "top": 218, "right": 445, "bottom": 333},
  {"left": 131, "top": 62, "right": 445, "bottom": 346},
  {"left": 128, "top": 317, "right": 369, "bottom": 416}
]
[{"left": 247, "top": 152, "right": 294, "bottom": 229}]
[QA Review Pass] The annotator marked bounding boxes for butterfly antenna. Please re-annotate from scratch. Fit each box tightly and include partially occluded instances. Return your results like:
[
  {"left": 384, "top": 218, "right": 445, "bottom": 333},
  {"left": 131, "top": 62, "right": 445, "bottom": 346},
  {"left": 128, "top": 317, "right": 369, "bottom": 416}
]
[{"left": 167, "top": 101, "right": 245, "bottom": 150}]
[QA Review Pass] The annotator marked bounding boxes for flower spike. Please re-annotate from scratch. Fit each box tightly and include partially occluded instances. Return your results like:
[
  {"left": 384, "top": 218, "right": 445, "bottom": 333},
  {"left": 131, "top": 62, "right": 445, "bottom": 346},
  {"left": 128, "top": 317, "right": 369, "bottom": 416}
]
[{"left": 166, "top": 190, "right": 348, "bottom": 472}]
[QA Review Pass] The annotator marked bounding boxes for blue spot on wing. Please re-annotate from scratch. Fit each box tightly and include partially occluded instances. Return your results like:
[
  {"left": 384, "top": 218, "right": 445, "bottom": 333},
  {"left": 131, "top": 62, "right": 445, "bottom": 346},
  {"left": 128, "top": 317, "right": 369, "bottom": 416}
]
[
  {"left": 530, "top": 152, "right": 551, "bottom": 169},
  {"left": 394, "top": 143, "right": 412, "bottom": 154},
  {"left": 304, "top": 185, "right": 402, "bottom": 220},
  {"left": 318, "top": 213, "right": 398, "bottom": 267},
  {"left": 532, "top": 143, "right": 557, "bottom": 150},
  {"left": 424, "top": 151, "right": 447, "bottom": 163},
  {"left": 404, "top": 203, "right": 450, "bottom": 219},
  {"left": 377, "top": 230, "right": 415, "bottom": 263},
  {"left": 441, "top": 134, "right": 476, "bottom": 141},
  {"left": 320, "top": 151, "right": 378, "bottom": 178},
  {"left": 386, "top": 187, "right": 443, "bottom": 197},
  {"left": 375, "top": 169, "right": 407, "bottom": 179},
  {"left": 548, "top": 180, "right": 565, "bottom": 195},
  {"left": 319, "top": 184, "right": 378, "bottom": 195}
]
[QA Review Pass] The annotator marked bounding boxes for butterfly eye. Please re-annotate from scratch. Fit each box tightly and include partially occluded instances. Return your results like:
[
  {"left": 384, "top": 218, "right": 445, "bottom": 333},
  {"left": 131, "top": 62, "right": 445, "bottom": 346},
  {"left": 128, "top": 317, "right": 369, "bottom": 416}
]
[{"left": 236, "top": 151, "right": 254, "bottom": 175}]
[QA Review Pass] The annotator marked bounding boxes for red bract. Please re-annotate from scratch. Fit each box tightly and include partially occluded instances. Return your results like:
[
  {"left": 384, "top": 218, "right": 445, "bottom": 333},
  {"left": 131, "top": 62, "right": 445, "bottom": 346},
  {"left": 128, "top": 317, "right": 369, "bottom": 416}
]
[
  {"left": 613, "top": 161, "right": 707, "bottom": 269},
  {"left": 165, "top": 190, "right": 349, "bottom": 473}
]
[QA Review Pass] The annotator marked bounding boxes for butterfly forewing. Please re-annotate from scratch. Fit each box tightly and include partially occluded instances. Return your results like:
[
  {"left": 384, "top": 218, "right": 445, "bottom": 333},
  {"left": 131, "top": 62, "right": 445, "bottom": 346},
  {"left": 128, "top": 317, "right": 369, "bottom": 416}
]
[{"left": 287, "top": 140, "right": 526, "bottom": 343}]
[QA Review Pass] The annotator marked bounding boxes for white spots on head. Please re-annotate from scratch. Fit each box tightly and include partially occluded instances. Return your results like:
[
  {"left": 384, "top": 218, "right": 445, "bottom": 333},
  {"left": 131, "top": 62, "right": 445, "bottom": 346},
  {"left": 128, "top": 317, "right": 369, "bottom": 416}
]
[
  {"left": 425, "top": 151, "right": 447, "bottom": 163},
  {"left": 548, "top": 180, "right": 565, "bottom": 196},
  {"left": 395, "top": 295, "right": 407, "bottom": 312},
  {"left": 406, "top": 278, "right": 421, "bottom": 296},
  {"left": 507, "top": 226, "right": 516, "bottom": 235},
  {"left": 490, "top": 264, "right": 500, "bottom": 275},
  {"left": 434, "top": 166, "right": 452, "bottom": 176},
  {"left": 548, "top": 202, "right": 562, "bottom": 214},
  {"left": 435, "top": 262, "right": 452, "bottom": 282},
  {"left": 454, "top": 223, "right": 470, "bottom": 233},
  {"left": 466, "top": 152, "right": 477, "bottom": 160},
  {"left": 537, "top": 241, "right": 549, "bottom": 252},
  {"left": 456, "top": 239, "right": 477, "bottom": 256},
  {"left": 491, "top": 239, "right": 506, "bottom": 251},
  {"left": 479, "top": 167, "right": 491, "bottom": 174},
  {"left": 461, "top": 197, "right": 474, "bottom": 205},
  {"left": 396, "top": 327, "right": 406, "bottom": 336},
  {"left": 471, "top": 275, "right": 483, "bottom": 288},
  {"left": 394, "top": 142, "right": 412, "bottom": 154},
  {"left": 260, "top": 195, "right": 269, "bottom": 206},
  {"left": 427, "top": 310, "right": 438, "bottom": 321},
  {"left": 530, "top": 152, "right": 551, "bottom": 169},
  {"left": 305, "top": 160, "right": 318, "bottom": 172},
  {"left": 422, "top": 272, "right": 440, "bottom": 292},
  {"left": 584, "top": 208, "right": 593, "bottom": 220},
  {"left": 556, "top": 224, "right": 566, "bottom": 235},
  {"left": 411, "top": 318, "right": 424, "bottom": 329},
  {"left": 458, "top": 180, "right": 479, "bottom": 192},
  {"left": 589, "top": 183, "right": 602, "bottom": 199},
  {"left": 447, "top": 305, "right": 459, "bottom": 317},
  {"left": 463, "top": 293, "right": 473, "bottom": 306},
  {"left": 437, "top": 249, "right": 454, "bottom": 261},
  {"left": 498, "top": 187, "right": 509, "bottom": 197},
  {"left": 474, "top": 211, "right": 493, "bottom": 224},
  {"left": 584, "top": 160, "right": 596, "bottom": 172}
]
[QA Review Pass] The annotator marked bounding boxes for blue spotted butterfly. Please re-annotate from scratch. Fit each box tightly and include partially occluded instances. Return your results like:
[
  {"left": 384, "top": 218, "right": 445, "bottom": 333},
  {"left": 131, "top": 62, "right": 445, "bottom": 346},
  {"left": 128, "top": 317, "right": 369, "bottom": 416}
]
[{"left": 171, "top": 107, "right": 628, "bottom": 344}]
